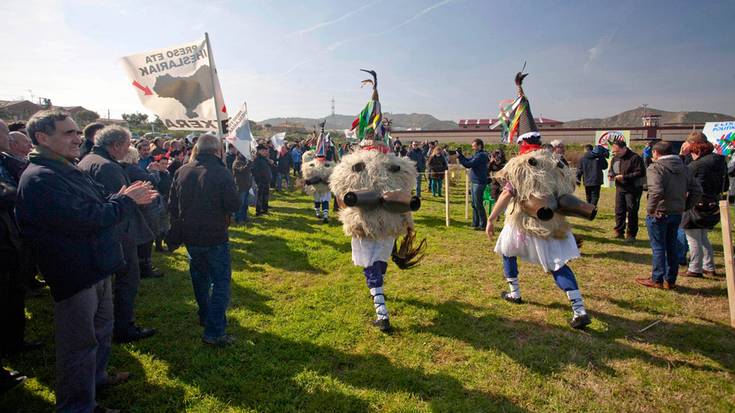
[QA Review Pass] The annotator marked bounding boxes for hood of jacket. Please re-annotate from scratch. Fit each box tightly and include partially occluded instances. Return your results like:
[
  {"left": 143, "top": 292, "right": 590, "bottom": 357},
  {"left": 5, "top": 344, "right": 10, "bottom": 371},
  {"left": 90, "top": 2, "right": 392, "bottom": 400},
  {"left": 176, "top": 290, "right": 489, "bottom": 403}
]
[{"left": 653, "top": 155, "right": 686, "bottom": 176}]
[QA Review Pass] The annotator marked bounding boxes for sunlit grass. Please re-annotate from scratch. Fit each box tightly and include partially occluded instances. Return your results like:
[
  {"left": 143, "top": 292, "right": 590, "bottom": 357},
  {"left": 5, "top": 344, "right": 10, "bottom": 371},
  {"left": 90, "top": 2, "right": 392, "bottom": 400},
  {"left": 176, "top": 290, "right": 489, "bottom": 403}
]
[{"left": 2, "top": 182, "right": 734, "bottom": 412}]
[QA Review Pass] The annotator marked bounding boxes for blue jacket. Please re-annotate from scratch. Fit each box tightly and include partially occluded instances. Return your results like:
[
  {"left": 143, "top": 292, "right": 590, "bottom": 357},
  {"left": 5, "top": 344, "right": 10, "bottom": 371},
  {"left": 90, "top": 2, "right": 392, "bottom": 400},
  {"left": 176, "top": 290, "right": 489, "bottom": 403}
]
[
  {"left": 15, "top": 151, "right": 136, "bottom": 302},
  {"left": 576, "top": 150, "right": 609, "bottom": 187},
  {"left": 458, "top": 150, "right": 489, "bottom": 185},
  {"left": 408, "top": 148, "right": 427, "bottom": 173}
]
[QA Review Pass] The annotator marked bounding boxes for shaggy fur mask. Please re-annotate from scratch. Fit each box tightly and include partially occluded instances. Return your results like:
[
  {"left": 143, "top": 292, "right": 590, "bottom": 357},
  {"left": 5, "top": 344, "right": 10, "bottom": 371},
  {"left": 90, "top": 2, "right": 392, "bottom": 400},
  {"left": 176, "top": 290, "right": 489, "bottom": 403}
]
[
  {"left": 301, "top": 150, "right": 335, "bottom": 195},
  {"left": 330, "top": 150, "right": 417, "bottom": 239},
  {"left": 496, "top": 149, "right": 577, "bottom": 239}
]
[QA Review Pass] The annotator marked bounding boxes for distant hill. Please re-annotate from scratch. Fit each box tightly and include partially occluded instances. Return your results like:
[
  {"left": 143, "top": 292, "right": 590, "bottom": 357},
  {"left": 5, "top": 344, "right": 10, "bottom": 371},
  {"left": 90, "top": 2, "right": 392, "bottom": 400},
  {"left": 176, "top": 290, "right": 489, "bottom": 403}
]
[
  {"left": 259, "top": 113, "right": 457, "bottom": 131},
  {"left": 564, "top": 107, "right": 735, "bottom": 128}
]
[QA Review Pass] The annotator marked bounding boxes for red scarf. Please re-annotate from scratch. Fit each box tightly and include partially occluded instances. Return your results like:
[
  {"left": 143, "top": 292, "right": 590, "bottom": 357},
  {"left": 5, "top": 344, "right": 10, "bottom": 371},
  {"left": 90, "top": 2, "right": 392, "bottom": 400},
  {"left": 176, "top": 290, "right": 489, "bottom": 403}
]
[{"left": 519, "top": 142, "right": 541, "bottom": 155}]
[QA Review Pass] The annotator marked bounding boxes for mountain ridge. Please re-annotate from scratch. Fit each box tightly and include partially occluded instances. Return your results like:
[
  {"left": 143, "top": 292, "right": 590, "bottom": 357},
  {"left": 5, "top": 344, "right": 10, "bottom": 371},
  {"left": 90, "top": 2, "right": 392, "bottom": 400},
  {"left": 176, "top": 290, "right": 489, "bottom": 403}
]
[{"left": 256, "top": 107, "right": 734, "bottom": 131}]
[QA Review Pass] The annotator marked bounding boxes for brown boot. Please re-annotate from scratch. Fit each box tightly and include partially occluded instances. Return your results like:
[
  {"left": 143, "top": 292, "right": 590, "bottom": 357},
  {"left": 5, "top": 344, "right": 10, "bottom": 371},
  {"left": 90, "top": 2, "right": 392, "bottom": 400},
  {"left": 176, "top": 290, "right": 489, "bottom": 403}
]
[
  {"left": 703, "top": 269, "right": 719, "bottom": 277},
  {"left": 663, "top": 281, "right": 676, "bottom": 290},
  {"left": 635, "top": 277, "right": 663, "bottom": 289},
  {"left": 679, "top": 271, "right": 703, "bottom": 278}
]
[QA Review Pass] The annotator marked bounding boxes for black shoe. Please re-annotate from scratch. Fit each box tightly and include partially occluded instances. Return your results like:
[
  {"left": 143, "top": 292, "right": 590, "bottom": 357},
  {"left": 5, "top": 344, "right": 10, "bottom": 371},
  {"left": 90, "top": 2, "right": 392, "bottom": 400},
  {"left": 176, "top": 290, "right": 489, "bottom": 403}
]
[
  {"left": 0, "top": 370, "right": 27, "bottom": 395},
  {"left": 202, "top": 334, "right": 236, "bottom": 347},
  {"left": 140, "top": 264, "right": 164, "bottom": 279},
  {"left": 322, "top": 217, "right": 329, "bottom": 224},
  {"left": 372, "top": 318, "right": 392, "bottom": 333},
  {"left": 624, "top": 237, "right": 636, "bottom": 244},
  {"left": 3, "top": 340, "right": 43, "bottom": 356},
  {"left": 569, "top": 313, "right": 592, "bottom": 329},
  {"left": 114, "top": 327, "right": 156, "bottom": 343},
  {"left": 473, "top": 226, "right": 484, "bottom": 231},
  {"left": 500, "top": 291, "right": 523, "bottom": 304}
]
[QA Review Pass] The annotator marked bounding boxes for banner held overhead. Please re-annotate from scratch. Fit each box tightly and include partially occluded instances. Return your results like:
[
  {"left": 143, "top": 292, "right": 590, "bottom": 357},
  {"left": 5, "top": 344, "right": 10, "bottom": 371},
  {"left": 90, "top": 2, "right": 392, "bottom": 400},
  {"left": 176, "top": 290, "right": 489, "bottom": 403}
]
[
  {"left": 225, "top": 102, "right": 255, "bottom": 160},
  {"left": 121, "top": 36, "right": 227, "bottom": 131}
]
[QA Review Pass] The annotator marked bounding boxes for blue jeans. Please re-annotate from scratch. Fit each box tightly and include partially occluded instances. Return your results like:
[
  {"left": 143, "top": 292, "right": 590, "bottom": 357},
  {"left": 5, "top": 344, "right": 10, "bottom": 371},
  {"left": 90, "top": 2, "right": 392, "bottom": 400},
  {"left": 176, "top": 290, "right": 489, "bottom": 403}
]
[
  {"left": 676, "top": 228, "right": 688, "bottom": 266},
  {"left": 471, "top": 183, "right": 487, "bottom": 228},
  {"left": 186, "top": 243, "right": 232, "bottom": 339},
  {"left": 275, "top": 172, "right": 290, "bottom": 191},
  {"left": 235, "top": 191, "right": 249, "bottom": 222},
  {"left": 646, "top": 214, "right": 682, "bottom": 284},
  {"left": 415, "top": 174, "right": 423, "bottom": 198}
]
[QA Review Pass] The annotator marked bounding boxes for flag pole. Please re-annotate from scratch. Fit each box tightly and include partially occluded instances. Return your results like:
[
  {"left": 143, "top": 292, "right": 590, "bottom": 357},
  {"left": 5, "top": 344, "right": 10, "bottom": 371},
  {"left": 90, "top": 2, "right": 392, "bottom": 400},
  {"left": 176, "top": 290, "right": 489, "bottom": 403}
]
[{"left": 205, "top": 32, "right": 225, "bottom": 142}]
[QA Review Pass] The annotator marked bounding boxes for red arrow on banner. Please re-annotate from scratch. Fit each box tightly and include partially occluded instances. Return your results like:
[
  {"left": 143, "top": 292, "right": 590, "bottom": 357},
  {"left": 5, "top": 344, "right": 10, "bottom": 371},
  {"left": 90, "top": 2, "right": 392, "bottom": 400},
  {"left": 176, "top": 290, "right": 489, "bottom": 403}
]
[{"left": 132, "top": 81, "right": 153, "bottom": 96}]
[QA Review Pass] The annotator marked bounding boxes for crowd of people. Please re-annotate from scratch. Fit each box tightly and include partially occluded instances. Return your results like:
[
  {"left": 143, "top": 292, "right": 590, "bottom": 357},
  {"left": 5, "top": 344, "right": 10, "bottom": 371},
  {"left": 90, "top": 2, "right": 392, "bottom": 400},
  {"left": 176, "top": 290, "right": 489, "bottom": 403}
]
[{"left": 1, "top": 108, "right": 734, "bottom": 412}]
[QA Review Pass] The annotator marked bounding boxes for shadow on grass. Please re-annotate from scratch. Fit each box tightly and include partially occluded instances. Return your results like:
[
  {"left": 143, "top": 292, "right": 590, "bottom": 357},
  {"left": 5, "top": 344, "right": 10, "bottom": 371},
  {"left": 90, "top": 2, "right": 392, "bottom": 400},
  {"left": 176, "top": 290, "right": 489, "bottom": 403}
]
[
  {"left": 586, "top": 249, "right": 651, "bottom": 265},
  {"left": 229, "top": 233, "right": 327, "bottom": 274},
  {"left": 0, "top": 385, "right": 54, "bottom": 413},
  {"left": 144, "top": 323, "right": 527, "bottom": 412},
  {"left": 527, "top": 299, "right": 735, "bottom": 373},
  {"left": 413, "top": 214, "right": 450, "bottom": 229},
  {"left": 397, "top": 297, "right": 735, "bottom": 377}
]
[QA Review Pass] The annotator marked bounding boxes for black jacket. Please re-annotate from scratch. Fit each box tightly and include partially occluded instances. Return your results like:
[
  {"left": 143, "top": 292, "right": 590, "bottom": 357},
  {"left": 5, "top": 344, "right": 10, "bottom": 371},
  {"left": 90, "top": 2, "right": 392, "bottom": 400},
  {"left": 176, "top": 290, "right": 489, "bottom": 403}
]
[
  {"left": 1, "top": 152, "right": 28, "bottom": 183},
  {"left": 577, "top": 150, "right": 609, "bottom": 187},
  {"left": 427, "top": 154, "right": 448, "bottom": 178},
  {"left": 682, "top": 152, "right": 729, "bottom": 229},
  {"left": 252, "top": 154, "right": 273, "bottom": 186},
  {"left": 78, "top": 146, "right": 153, "bottom": 246},
  {"left": 277, "top": 151, "right": 292, "bottom": 174},
  {"left": 168, "top": 153, "right": 240, "bottom": 246},
  {"left": 610, "top": 148, "right": 645, "bottom": 192},
  {"left": 232, "top": 155, "right": 253, "bottom": 192},
  {"left": 16, "top": 153, "right": 135, "bottom": 301}
]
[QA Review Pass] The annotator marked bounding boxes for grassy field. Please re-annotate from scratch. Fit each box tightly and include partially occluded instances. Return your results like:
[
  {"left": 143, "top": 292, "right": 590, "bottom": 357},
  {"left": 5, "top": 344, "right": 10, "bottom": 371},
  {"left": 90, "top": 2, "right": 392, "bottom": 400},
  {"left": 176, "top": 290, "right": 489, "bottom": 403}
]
[{"left": 2, "top": 180, "right": 735, "bottom": 412}]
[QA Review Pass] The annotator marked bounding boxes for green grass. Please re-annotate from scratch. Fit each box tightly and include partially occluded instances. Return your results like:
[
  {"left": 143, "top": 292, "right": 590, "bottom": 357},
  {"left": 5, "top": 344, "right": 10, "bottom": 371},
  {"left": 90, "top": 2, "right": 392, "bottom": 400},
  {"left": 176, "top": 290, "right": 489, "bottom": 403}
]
[{"left": 3, "top": 182, "right": 735, "bottom": 412}]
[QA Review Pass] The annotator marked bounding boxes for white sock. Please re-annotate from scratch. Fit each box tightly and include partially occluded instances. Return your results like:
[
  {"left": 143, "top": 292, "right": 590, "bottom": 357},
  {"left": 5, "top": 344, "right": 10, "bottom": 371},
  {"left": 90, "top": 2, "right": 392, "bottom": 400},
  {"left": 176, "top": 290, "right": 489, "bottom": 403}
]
[
  {"left": 370, "top": 287, "right": 389, "bottom": 320},
  {"left": 315, "top": 208, "right": 321, "bottom": 218},
  {"left": 506, "top": 277, "right": 521, "bottom": 299},
  {"left": 566, "top": 290, "right": 587, "bottom": 316},
  {"left": 322, "top": 209, "right": 329, "bottom": 219}
]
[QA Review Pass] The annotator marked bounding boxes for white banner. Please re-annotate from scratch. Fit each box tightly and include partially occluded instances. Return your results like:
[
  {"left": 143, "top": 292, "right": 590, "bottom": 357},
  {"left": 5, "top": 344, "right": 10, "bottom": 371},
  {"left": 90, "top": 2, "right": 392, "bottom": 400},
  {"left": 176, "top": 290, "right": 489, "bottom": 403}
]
[
  {"left": 270, "top": 132, "right": 286, "bottom": 151},
  {"left": 120, "top": 36, "right": 227, "bottom": 131},
  {"left": 224, "top": 102, "right": 255, "bottom": 160},
  {"left": 703, "top": 121, "right": 735, "bottom": 156}
]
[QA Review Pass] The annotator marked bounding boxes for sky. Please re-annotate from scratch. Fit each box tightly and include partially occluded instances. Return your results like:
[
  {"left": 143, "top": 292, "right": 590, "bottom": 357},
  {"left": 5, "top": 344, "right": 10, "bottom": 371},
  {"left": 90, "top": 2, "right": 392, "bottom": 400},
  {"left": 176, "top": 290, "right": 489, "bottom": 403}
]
[{"left": 2, "top": 0, "right": 734, "bottom": 122}]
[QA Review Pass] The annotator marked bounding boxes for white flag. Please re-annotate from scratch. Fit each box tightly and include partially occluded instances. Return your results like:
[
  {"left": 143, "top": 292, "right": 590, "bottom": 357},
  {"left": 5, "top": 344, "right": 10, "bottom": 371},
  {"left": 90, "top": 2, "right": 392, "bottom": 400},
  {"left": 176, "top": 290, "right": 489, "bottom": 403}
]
[
  {"left": 225, "top": 102, "right": 255, "bottom": 160},
  {"left": 344, "top": 128, "right": 358, "bottom": 143},
  {"left": 120, "top": 36, "right": 227, "bottom": 131},
  {"left": 270, "top": 132, "right": 286, "bottom": 151}
]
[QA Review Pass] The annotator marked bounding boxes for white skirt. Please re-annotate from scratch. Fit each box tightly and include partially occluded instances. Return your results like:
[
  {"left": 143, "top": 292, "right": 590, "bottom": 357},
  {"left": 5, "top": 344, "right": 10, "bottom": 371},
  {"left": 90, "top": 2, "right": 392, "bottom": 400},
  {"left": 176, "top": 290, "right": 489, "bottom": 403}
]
[
  {"left": 494, "top": 223, "right": 579, "bottom": 273},
  {"left": 352, "top": 237, "right": 395, "bottom": 267},
  {"left": 313, "top": 191, "right": 331, "bottom": 203}
]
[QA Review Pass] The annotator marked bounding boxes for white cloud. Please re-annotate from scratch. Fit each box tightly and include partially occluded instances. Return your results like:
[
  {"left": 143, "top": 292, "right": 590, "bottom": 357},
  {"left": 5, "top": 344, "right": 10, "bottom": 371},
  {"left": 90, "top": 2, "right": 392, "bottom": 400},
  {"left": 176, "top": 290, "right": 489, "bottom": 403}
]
[
  {"left": 287, "top": 0, "right": 382, "bottom": 37},
  {"left": 584, "top": 32, "right": 615, "bottom": 74}
]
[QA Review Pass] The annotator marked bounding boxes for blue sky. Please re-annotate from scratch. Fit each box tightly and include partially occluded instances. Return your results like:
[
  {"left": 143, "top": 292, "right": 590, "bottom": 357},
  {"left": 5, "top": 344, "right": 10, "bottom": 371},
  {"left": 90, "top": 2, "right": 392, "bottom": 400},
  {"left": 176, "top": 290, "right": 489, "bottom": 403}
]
[{"left": 2, "top": 0, "right": 734, "bottom": 122}]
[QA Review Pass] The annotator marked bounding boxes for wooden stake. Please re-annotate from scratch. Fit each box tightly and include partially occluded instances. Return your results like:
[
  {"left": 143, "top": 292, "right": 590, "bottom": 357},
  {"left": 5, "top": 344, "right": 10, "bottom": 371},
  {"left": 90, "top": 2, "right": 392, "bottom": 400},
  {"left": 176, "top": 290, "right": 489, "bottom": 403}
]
[
  {"left": 445, "top": 170, "right": 450, "bottom": 227},
  {"left": 720, "top": 200, "right": 735, "bottom": 328},
  {"left": 464, "top": 169, "right": 470, "bottom": 220}
]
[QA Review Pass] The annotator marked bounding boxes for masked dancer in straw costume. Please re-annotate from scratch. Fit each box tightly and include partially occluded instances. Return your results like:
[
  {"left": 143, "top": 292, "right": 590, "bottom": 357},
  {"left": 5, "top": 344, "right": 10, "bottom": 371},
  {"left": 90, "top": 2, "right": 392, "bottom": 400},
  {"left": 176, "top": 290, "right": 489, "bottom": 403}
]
[
  {"left": 330, "top": 70, "right": 426, "bottom": 333},
  {"left": 301, "top": 123, "right": 335, "bottom": 224},
  {"left": 487, "top": 70, "right": 597, "bottom": 329}
]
